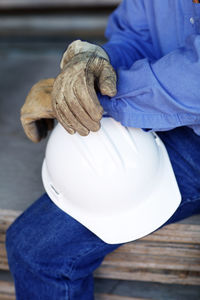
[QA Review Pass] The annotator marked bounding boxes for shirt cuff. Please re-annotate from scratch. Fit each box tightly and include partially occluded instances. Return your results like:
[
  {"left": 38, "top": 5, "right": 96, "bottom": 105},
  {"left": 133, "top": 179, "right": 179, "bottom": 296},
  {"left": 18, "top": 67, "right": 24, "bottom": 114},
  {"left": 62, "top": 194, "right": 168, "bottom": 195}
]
[
  {"left": 101, "top": 43, "right": 120, "bottom": 70},
  {"left": 98, "top": 93, "right": 182, "bottom": 131}
]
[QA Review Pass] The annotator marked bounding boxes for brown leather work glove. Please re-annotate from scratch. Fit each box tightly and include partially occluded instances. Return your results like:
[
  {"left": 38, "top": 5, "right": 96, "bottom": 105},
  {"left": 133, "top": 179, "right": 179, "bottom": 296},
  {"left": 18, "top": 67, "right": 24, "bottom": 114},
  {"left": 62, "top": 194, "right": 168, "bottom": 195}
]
[
  {"left": 52, "top": 40, "right": 117, "bottom": 136},
  {"left": 21, "top": 78, "right": 55, "bottom": 143}
]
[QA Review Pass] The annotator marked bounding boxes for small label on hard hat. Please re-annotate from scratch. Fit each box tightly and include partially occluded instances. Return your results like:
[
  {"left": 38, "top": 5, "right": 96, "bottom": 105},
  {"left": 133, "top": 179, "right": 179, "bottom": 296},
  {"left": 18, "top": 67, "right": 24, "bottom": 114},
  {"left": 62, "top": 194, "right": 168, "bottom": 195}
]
[{"left": 50, "top": 184, "right": 60, "bottom": 196}]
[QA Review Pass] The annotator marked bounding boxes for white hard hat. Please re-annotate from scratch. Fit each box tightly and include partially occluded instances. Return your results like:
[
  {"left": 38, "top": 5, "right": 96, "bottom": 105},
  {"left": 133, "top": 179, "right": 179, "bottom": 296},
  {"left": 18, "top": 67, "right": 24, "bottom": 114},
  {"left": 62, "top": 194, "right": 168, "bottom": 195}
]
[{"left": 42, "top": 117, "right": 181, "bottom": 244}]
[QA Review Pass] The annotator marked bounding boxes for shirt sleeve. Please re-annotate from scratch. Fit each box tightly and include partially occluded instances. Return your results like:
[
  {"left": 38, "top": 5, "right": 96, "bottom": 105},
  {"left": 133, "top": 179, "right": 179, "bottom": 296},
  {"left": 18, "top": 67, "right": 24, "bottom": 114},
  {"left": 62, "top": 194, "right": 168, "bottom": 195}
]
[
  {"left": 99, "top": 34, "right": 200, "bottom": 132},
  {"left": 101, "top": 0, "right": 155, "bottom": 70}
]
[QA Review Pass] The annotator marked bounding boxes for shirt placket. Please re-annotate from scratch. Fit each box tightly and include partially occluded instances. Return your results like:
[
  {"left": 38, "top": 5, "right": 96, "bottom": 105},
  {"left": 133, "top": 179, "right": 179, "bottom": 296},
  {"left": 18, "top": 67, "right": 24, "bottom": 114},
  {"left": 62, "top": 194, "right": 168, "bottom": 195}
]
[{"left": 191, "top": 0, "right": 200, "bottom": 33}]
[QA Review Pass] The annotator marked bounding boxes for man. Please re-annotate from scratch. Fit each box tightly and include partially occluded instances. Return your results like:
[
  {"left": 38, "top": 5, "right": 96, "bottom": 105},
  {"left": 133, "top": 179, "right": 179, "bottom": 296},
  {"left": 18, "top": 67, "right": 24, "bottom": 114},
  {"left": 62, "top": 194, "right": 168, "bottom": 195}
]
[{"left": 6, "top": 1, "right": 200, "bottom": 299}]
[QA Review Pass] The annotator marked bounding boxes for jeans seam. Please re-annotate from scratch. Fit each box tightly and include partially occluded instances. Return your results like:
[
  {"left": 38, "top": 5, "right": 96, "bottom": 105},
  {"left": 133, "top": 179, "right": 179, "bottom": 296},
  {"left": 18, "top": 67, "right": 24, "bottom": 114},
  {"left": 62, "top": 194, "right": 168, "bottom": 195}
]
[
  {"left": 66, "top": 243, "right": 106, "bottom": 300},
  {"left": 179, "top": 197, "right": 200, "bottom": 208},
  {"left": 68, "top": 243, "right": 104, "bottom": 278},
  {"left": 11, "top": 251, "right": 70, "bottom": 300}
]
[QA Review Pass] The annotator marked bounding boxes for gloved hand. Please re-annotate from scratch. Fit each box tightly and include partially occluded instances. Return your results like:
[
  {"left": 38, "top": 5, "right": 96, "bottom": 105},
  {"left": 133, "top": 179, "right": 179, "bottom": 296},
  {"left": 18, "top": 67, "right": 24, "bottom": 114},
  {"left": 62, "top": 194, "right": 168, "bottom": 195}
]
[
  {"left": 21, "top": 78, "right": 55, "bottom": 143},
  {"left": 51, "top": 40, "right": 117, "bottom": 136}
]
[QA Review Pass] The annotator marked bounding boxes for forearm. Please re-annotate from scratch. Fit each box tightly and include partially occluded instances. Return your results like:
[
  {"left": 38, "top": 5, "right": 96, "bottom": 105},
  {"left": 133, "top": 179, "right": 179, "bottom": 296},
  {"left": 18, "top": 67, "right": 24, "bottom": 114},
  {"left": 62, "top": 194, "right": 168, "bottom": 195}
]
[{"left": 99, "top": 34, "right": 200, "bottom": 132}]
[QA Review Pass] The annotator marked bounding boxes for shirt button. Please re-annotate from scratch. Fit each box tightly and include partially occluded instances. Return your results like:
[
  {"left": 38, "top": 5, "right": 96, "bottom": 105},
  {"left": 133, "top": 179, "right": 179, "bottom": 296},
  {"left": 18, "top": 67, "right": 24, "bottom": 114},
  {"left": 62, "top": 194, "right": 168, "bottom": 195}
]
[{"left": 190, "top": 17, "right": 195, "bottom": 24}]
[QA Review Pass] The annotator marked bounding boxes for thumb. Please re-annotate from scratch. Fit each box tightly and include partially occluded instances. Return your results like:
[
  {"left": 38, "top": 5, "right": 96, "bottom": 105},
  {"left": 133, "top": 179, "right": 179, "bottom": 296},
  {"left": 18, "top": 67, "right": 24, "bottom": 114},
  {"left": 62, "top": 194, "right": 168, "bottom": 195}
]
[
  {"left": 21, "top": 119, "right": 41, "bottom": 143},
  {"left": 21, "top": 116, "right": 51, "bottom": 143},
  {"left": 98, "top": 62, "right": 117, "bottom": 97}
]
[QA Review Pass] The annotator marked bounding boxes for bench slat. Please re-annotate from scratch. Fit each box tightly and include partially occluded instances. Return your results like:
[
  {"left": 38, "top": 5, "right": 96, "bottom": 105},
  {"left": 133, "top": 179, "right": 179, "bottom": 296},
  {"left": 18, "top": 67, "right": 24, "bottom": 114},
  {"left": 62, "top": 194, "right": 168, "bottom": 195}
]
[
  {"left": 0, "top": 281, "right": 15, "bottom": 300},
  {"left": 114, "top": 241, "right": 200, "bottom": 258},
  {"left": 95, "top": 267, "right": 200, "bottom": 285},
  {"left": 102, "top": 253, "right": 200, "bottom": 271},
  {"left": 141, "top": 225, "right": 200, "bottom": 244},
  {"left": 95, "top": 293, "right": 149, "bottom": 300}
]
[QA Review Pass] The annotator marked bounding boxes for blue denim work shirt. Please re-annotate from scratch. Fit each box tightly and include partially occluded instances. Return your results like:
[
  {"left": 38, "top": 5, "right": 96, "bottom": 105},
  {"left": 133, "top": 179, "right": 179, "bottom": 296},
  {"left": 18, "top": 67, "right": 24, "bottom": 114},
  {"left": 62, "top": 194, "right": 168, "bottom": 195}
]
[{"left": 99, "top": 0, "right": 200, "bottom": 135}]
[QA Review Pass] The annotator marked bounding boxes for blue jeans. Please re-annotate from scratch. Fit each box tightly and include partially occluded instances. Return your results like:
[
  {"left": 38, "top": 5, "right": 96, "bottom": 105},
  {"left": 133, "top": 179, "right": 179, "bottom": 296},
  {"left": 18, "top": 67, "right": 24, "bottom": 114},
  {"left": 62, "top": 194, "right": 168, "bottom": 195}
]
[{"left": 6, "top": 127, "right": 200, "bottom": 300}]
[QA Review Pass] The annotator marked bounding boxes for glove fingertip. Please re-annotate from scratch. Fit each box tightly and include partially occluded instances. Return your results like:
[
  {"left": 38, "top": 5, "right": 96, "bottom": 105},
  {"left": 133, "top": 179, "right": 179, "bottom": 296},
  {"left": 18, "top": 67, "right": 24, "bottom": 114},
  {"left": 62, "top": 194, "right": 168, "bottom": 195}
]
[
  {"left": 103, "top": 88, "right": 117, "bottom": 97},
  {"left": 100, "top": 85, "right": 117, "bottom": 97}
]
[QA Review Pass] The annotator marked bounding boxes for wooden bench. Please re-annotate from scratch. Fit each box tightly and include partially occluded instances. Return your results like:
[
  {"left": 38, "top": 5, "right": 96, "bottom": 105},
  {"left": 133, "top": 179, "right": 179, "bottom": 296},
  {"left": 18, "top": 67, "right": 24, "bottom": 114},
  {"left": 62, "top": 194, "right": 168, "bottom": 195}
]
[{"left": 0, "top": 209, "right": 200, "bottom": 300}]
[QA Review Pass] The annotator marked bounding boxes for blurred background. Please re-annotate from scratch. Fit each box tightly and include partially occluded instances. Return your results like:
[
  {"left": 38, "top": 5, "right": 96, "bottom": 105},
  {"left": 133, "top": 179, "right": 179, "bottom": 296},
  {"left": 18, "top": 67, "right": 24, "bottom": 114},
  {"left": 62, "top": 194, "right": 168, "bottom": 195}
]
[
  {"left": 0, "top": 1, "right": 200, "bottom": 299},
  {"left": 0, "top": 0, "right": 119, "bottom": 212}
]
